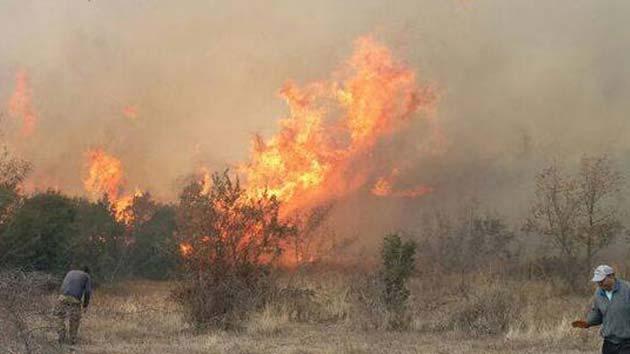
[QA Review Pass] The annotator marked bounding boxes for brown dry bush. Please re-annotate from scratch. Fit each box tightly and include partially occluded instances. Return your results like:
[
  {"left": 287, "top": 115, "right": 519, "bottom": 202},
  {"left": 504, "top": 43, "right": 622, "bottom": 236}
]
[
  {"left": 269, "top": 287, "right": 318, "bottom": 322},
  {"left": 444, "top": 281, "right": 524, "bottom": 336},
  {"left": 348, "top": 273, "right": 392, "bottom": 330},
  {"left": 0, "top": 270, "right": 61, "bottom": 354},
  {"left": 173, "top": 271, "right": 277, "bottom": 330}
]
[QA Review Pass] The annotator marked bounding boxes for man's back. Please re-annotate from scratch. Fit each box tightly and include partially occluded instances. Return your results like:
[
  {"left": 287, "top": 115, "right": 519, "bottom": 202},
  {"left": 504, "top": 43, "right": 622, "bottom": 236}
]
[{"left": 60, "top": 270, "right": 91, "bottom": 300}]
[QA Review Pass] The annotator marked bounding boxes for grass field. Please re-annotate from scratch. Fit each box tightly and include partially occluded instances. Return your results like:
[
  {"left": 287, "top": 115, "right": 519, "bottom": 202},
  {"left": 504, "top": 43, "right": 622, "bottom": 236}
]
[{"left": 48, "top": 274, "right": 602, "bottom": 354}]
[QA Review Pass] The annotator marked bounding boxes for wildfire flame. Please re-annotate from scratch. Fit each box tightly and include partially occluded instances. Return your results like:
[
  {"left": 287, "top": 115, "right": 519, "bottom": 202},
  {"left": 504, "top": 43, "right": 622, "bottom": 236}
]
[
  {"left": 83, "top": 148, "right": 142, "bottom": 223},
  {"left": 84, "top": 148, "right": 124, "bottom": 200},
  {"left": 8, "top": 70, "right": 37, "bottom": 137},
  {"left": 371, "top": 168, "right": 433, "bottom": 198},
  {"left": 113, "top": 188, "right": 145, "bottom": 224},
  {"left": 242, "top": 36, "right": 436, "bottom": 214},
  {"left": 179, "top": 243, "right": 193, "bottom": 257}
]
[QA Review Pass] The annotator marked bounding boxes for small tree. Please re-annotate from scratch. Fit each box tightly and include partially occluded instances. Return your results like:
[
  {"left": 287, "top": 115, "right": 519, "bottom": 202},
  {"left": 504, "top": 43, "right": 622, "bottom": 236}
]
[
  {"left": 576, "top": 155, "right": 623, "bottom": 270},
  {"left": 525, "top": 155, "right": 623, "bottom": 288},
  {"left": 381, "top": 234, "right": 416, "bottom": 316},
  {"left": 524, "top": 163, "right": 581, "bottom": 286}
]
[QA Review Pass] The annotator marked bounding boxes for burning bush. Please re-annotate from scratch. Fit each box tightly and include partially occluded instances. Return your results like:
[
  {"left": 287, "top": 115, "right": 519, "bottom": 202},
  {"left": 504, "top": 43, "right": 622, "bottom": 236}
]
[{"left": 172, "top": 170, "right": 296, "bottom": 329}]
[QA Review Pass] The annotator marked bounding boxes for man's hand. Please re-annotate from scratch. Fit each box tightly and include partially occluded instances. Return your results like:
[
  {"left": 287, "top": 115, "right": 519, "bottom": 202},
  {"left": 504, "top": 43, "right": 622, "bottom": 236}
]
[{"left": 571, "top": 320, "right": 589, "bottom": 329}]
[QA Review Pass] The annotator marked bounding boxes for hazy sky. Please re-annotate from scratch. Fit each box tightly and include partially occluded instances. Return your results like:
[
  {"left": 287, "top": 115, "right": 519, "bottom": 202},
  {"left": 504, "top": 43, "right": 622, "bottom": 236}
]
[{"left": 1, "top": 0, "right": 628, "bottom": 217}]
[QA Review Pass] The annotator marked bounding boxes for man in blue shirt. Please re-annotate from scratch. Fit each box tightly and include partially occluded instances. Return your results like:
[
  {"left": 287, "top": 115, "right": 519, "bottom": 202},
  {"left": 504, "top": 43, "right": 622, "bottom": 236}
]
[{"left": 53, "top": 266, "right": 92, "bottom": 345}]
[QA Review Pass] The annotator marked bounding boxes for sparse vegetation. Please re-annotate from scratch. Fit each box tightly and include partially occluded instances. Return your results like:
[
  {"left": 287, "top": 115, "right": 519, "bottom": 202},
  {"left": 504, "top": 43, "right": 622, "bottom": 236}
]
[
  {"left": 0, "top": 275, "right": 596, "bottom": 354},
  {"left": 0, "top": 157, "right": 625, "bottom": 353},
  {"left": 0, "top": 270, "right": 59, "bottom": 354}
]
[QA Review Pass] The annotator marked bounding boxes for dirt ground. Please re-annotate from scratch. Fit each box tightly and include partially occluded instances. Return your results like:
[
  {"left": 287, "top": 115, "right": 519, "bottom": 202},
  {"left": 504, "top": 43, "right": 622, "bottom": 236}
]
[{"left": 48, "top": 280, "right": 602, "bottom": 354}]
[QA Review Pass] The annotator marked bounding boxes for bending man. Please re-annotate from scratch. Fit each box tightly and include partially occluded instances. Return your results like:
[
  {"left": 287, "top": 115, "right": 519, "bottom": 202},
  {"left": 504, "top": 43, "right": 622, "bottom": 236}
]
[{"left": 54, "top": 266, "right": 92, "bottom": 345}]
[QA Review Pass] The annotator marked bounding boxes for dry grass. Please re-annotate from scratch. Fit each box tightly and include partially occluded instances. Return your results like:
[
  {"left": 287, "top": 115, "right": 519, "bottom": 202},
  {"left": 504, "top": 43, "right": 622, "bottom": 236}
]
[{"left": 8, "top": 273, "right": 604, "bottom": 354}]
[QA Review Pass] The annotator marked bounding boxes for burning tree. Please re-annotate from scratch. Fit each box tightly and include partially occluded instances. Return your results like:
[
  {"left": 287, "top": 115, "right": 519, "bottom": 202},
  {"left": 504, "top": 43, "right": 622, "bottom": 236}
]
[{"left": 173, "top": 170, "right": 296, "bottom": 328}]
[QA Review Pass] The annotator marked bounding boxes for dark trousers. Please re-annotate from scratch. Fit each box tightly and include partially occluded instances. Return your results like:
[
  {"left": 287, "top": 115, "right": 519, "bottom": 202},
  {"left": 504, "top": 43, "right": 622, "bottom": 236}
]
[{"left": 603, "top": 340, "right": 630, "bottom": 354}]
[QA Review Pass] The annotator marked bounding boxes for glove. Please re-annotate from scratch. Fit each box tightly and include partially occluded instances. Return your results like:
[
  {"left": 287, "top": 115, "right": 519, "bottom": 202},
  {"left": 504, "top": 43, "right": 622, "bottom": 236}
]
[{"left": 571, "top": 320, "right": 589, "bottom": 329}]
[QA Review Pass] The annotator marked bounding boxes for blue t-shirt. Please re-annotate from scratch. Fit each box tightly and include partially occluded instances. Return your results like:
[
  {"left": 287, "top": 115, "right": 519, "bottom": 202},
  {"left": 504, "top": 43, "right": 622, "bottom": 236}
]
[{"left": 60, "top": 270, "right": 92, "bottom": 301}]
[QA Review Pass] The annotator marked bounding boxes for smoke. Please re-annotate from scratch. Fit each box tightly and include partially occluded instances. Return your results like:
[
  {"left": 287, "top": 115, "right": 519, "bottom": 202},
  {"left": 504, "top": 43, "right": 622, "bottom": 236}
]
[{"left": 1, "top": 0, "right": 629, "bottom": 235}]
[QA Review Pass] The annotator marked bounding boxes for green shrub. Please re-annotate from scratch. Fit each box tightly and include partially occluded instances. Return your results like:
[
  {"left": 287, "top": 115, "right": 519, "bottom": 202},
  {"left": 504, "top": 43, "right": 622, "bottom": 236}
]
[
  {"left": 0, "top": 191, "right": 77, "bottom": 274},
  {"left": 381, "top": 233, "right": 416, "bottom": 314},
  {"left": 350, "top": 234, "right": 417, "bottom": 330}
]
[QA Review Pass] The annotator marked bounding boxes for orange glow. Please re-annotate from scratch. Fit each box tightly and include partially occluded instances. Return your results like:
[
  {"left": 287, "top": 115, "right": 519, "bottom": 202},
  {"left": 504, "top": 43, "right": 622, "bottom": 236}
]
[
  {"left": 242, "top": 36, "right": 436, "bottom": 215},
  {"left": 179, "top": 243, "right": 193, "bottom": 257},
  {"left": 8, "top": 70, "right": 37, "bottom": 137},
  {"left": 371, "top": 177, "right": 393, "bottom": 197},
  {"left": 122, "top": 105, "right": 138, "bottom": 120},
  {"left": 199, "top": 167, "right": 212, "bottom": 195}
]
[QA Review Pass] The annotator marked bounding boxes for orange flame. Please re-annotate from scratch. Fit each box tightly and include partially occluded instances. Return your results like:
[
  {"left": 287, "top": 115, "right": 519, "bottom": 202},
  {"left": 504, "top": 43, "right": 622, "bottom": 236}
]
[
  {"left": 112, "top": 188, "right": 144, "bottom": 224},
  {"left": 179, "top": 243, "right": 193, "bottom": 257},
  {"left": 371, "top": 168, "right": 433, "bottom": 198},
  {"left": 83, "top": 148, "right": 142, "bottom": 223},
  {"left": 83, "top": 148, "right": 124, "bottom": 200},
  {"left": 242, "top": 36, "right": 436, "bottom": 214},
  {"left": 8, "top": 70, "right": 37, "bottom": 137}
]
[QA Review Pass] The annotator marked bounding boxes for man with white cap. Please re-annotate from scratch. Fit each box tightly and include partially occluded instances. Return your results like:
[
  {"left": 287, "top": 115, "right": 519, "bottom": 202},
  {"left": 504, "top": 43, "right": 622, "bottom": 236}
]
[{"left": 572, "top": 265, "right": 630, "bottom": 354}]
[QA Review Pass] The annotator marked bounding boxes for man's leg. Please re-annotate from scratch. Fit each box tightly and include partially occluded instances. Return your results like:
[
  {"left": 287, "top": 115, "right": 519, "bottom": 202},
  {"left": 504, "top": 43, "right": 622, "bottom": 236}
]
[
  {"left": 67, "top": 304, "right": 82, "bottom": 344},
  {"left": 603, "top": 340, "right": 621, "bottom": 354},
  {"left": 617, "top": 341, "right": 630, "bottom": 354},
  {"left": 53, "top": 300, "right": 67, "bottom": 344}
]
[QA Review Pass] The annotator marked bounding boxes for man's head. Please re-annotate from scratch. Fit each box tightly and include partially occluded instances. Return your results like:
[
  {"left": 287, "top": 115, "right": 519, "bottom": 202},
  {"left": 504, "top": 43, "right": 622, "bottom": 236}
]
[
  {"left": 592, "top": 264, "right": 616, "bottom": 291},
  {"left": 82, "top": 265, "right": 91, "bottom": 275}
]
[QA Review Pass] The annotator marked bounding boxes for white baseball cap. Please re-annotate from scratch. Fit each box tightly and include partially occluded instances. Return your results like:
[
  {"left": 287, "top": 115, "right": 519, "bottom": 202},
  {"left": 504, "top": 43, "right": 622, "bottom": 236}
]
[{"left": 592, "top": 265, "right": 615, "bottom": 282}]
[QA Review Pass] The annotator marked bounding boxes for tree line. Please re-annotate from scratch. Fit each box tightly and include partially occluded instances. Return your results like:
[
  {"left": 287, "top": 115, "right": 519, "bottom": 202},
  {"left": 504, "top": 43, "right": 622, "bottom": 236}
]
[{"left": 0, "top": 144, "right": 626, "bottom": 291}]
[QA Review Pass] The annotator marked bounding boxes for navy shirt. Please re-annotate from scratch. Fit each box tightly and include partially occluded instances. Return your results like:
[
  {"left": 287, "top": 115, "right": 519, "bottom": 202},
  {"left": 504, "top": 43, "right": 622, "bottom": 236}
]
[{"left": 60, "top": 270, "right": 92, "bottom": 306}]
